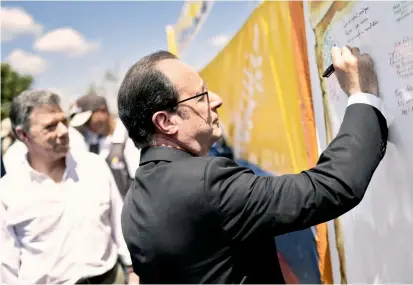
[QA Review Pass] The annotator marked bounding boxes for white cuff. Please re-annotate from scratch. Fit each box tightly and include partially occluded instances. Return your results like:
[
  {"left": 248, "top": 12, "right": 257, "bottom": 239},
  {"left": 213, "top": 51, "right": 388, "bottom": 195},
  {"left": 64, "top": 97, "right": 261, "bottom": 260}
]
[
  {"left": 347, "top": 92, "right": 381, "bottom": 110},
  {"left": 347, "top": 92, "right": 392, "bottom": 127}
]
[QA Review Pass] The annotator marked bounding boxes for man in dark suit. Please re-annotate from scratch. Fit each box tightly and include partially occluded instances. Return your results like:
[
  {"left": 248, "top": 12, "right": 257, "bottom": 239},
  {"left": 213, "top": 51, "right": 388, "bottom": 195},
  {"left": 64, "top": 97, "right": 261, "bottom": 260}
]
[{"left": 117, "top": 46, "right": 387, "bottom": 284}]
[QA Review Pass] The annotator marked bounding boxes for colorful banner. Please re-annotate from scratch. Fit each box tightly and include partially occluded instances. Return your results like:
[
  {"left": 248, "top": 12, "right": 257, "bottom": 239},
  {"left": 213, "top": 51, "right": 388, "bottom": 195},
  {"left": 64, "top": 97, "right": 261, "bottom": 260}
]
[
  {"left": 200, "top": 1, "right": 317, "bottom": 177},
  {"left": 172, "top": 0, "right": 214, "bottom": 56},
  {"left": 201, "top": 1, "right": 332, "bottom": 283}
]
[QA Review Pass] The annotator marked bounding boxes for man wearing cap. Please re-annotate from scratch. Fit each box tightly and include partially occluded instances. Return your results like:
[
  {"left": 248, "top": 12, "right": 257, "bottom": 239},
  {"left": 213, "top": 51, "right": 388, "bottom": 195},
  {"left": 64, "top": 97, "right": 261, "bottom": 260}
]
[{"left": 69, "top": 93, "right": 140, "bottom": 199}]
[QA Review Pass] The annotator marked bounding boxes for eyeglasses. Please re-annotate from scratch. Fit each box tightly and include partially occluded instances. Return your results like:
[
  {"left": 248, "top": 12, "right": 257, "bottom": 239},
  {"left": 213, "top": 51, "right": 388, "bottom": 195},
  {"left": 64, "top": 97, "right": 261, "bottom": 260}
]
[{"left": 175, "top": 91, "right": 209, "bottom": 105}]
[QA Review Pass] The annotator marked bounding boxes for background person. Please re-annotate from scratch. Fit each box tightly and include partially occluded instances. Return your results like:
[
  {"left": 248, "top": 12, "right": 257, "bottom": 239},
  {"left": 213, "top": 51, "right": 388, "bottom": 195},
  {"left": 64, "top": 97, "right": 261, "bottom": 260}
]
[{"left": 69, "top": 93, "right": 140, "bottom": 199}]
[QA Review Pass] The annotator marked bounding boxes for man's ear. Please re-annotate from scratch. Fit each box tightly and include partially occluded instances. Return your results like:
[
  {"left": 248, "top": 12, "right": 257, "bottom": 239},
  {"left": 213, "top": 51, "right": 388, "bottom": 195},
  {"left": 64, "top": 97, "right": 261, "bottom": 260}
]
[
  {"left": 152, "top": 111, "right": 178, "bottom": 135},
  {"left": 15, "top": 126, "right": 29, "bottom": 143}
]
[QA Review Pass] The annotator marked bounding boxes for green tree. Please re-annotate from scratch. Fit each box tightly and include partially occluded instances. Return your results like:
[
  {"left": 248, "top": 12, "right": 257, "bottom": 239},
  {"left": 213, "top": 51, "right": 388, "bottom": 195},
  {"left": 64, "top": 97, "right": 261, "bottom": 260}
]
[{"left": 1, "top": 63, "right": 34, "bottom": 119}]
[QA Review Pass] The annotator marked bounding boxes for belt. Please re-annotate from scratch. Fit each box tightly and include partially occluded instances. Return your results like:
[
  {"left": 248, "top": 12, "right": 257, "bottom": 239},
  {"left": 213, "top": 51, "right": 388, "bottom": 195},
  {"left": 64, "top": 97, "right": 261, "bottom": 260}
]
[{"left": 76, "top": 263, "right": 118, "bottom": 284}]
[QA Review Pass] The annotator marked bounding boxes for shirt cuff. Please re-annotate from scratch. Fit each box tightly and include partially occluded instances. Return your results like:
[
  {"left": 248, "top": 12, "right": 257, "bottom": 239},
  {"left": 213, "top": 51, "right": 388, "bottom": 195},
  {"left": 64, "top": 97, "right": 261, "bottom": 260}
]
[
  {"left": 347, "top": 92, "right": 393, "bottom": 127},
  {"left": 347, "top": 92, "right": 381, "bottom": 110},
  {"left": 119, "top": 254, "right": 133, "bottom": 267}
]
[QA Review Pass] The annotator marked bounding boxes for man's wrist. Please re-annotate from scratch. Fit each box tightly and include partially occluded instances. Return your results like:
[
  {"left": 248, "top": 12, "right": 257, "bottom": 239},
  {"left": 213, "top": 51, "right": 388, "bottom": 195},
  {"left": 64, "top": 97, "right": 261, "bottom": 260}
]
[
  {"left": 126, "top": 266, "right": 134, "bottom": 274},
  {"left": 347, "top": 92, "right": 382, "bottom": 111}
]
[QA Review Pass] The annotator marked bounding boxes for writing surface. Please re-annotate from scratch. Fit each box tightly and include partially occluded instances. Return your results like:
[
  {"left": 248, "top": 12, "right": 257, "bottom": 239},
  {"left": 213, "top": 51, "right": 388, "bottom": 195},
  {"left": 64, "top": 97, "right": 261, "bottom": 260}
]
[{"left": 306, "top": 1, "right": 413, "bottom": 282}]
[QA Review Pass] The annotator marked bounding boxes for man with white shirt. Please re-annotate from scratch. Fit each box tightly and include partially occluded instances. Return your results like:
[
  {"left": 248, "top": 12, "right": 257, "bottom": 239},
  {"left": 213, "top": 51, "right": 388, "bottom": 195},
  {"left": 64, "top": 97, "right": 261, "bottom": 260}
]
[
  {"left": 69, "top": 93, "right": 140, "bottom": 199},
  {"left": 0, "top": 90, "right": 139, "bottom": 284}
]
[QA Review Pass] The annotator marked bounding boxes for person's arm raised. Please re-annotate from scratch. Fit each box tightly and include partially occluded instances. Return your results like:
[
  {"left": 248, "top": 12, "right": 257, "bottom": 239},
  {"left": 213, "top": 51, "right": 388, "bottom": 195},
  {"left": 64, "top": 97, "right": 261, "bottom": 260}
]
[{"left": 203, "top": 45, "right": 387, "bottom": 241}]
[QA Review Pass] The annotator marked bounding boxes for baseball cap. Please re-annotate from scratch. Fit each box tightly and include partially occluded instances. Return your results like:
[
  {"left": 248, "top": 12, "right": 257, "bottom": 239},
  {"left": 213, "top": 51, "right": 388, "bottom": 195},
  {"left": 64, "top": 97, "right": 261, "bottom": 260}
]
[{"left": 69, "top": 94, "right": 108, "bottom": 127}]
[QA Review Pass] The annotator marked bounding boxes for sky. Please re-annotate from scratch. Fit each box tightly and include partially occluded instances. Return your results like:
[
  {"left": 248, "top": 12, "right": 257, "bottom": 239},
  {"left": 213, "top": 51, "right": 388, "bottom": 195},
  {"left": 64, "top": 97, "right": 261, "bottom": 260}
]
[{"left": 1, "top": 1, "right": 259, "bottom": 111}]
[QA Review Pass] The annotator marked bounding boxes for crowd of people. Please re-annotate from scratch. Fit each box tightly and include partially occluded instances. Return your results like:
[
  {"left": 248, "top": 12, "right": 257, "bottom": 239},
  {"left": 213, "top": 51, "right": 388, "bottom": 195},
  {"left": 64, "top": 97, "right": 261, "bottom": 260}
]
[{"left": 0, "top": 45, "right": 388, "bottom": 284}]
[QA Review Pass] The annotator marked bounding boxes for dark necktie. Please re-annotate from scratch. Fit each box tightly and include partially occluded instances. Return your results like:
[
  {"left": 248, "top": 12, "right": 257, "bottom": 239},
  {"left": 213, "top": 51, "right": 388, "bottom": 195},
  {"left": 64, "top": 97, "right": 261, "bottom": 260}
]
[
  {"left": 89, "top": 142, "right": 100, "bottom": 154},
  {"left": 89, "top": 135, "right": 101, "bottom": 154}
]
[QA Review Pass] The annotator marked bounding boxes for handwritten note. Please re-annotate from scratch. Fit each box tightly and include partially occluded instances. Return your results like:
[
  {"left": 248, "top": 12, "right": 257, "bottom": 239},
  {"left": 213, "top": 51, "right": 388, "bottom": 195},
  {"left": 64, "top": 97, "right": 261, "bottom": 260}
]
[
  {"left": 389, "top": 36, "right": 413, "bottom": 79},
  {"left": 393, "top": 1, "right": 413, "bottom": 23},
  {"left": 395, "top": 84, "right": 413, "bottom": 116},
  {"left": 327, "top": 81, "right": 340, "bottom": 103},
  {"left": 342, "top": 6, "right": 379, "bottom": 43}
]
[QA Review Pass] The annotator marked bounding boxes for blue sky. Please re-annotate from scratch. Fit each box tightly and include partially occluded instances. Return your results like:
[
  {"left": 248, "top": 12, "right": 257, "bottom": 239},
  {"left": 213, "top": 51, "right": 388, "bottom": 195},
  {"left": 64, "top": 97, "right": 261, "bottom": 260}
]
[{"left": 1, "top": 1, "right": 258, "bottom": 110}]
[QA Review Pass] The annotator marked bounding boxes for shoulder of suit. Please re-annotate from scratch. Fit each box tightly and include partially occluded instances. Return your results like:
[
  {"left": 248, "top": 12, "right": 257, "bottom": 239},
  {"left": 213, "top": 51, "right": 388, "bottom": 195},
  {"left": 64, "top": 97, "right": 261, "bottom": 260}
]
[
  {"left": 177, "top": 155, "right": 236, "bottom": 164},
  {"left": 165, "top": 156, "right": 237, "bottom": 175},
  {"left": 201, "top": 155, "right": 238, "bottom": 165}
]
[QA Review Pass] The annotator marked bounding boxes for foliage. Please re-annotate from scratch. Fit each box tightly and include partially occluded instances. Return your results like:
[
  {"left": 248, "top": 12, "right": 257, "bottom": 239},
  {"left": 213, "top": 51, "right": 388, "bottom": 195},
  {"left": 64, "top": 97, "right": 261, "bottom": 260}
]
[{"left": 1, "top": 63, "right": 34, "bottom": 119}]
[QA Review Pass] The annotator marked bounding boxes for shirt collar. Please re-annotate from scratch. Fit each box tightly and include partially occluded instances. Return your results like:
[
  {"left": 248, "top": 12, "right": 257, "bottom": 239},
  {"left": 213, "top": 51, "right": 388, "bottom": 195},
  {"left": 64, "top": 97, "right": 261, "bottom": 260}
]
[
  {"left": 23, "top": 152, "right": 78, "bottom": 182},
  {"left": 139, "top": 146, "right": 194, "bottom": 165}
]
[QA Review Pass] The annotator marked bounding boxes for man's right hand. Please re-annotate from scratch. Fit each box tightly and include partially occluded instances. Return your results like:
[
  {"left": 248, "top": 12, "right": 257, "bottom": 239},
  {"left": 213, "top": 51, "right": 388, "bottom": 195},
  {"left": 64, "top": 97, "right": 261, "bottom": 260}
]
[{"left": 331, "top": 45, "right": 379, "bottom": 97}]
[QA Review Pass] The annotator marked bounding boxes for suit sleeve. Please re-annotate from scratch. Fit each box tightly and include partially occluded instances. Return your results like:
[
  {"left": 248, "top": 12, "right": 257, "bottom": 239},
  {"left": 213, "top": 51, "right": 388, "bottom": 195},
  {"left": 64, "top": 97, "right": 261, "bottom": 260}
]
[{"left": 203, "top": 103, "right": 388, "bottom": 241}]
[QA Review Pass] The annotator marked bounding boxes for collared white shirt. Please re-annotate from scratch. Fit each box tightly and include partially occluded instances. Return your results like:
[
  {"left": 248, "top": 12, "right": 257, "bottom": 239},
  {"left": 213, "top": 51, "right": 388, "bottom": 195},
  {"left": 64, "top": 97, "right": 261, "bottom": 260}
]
[
  {"left": 91, "top": 118, "right": 140, "bottom": 178},
  {"left": 0, "top": 151, "right": 132, "bottom": 285}
]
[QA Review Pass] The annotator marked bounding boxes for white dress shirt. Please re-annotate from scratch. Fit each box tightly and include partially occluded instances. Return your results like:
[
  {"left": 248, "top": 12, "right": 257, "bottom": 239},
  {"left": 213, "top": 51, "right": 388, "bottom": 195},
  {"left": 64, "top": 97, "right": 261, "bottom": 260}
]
[{"left": 0, "top": 151, "right": 132, "bottom": 285}]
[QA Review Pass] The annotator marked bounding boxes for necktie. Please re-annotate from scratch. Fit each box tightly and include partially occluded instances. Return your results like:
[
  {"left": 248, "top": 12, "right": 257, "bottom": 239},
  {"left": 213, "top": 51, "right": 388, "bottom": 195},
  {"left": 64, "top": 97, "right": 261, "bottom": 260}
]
[
  {"left": 88, "top": 135, "right": 101, "bottom": 154},
  {"left": 89, "top": 142, "right": 100, "bottom": 154}
]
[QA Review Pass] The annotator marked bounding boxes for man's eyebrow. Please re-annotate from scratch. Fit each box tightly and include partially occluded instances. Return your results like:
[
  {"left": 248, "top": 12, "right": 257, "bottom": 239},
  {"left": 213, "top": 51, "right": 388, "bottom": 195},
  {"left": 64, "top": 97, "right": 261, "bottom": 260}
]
[{"left": 42, "top": 115, "right": 66, "bottom": 126}]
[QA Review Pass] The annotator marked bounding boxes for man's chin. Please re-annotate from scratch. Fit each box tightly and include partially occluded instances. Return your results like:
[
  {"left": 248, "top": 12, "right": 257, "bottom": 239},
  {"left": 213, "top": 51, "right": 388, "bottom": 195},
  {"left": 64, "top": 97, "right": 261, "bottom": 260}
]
[
  {"left": 211, "top": 129, "right": 223, "bottom": 143},
  {"left": 48, "top": 150, "right": 68, "bottom": 162},
  {"left": 56, "top": 145, "right": 70, "bottom": 155}
]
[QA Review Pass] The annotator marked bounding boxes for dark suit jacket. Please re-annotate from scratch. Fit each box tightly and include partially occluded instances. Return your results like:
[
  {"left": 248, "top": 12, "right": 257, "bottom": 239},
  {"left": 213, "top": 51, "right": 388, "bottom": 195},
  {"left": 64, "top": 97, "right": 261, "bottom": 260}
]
[{"left": 121, "top": 104, "right": 387, "bottom": 284}]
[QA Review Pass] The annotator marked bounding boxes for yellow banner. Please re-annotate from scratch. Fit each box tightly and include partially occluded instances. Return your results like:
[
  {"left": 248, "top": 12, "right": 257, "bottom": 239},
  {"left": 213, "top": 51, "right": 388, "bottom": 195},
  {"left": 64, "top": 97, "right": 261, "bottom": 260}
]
[{"left": 200, "top": 1, "right": 318, "bottom": 175}]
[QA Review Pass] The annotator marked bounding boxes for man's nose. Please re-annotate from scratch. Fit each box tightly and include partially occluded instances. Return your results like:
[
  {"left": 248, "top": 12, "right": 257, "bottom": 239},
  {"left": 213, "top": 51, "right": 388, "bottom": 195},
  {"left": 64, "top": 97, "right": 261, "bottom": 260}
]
[
  {"left": 208, "top": 91, "right": 223, "bottom": 109},
  {"left": 56, "top": 122, "right": 69, "bottom": 137}
]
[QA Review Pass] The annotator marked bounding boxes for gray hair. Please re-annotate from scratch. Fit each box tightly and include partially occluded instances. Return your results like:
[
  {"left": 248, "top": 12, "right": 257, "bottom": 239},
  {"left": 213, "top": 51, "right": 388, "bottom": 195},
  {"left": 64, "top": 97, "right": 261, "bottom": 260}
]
[{"left": 9, "top": 90, "right": 61, "bottom": 139}]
